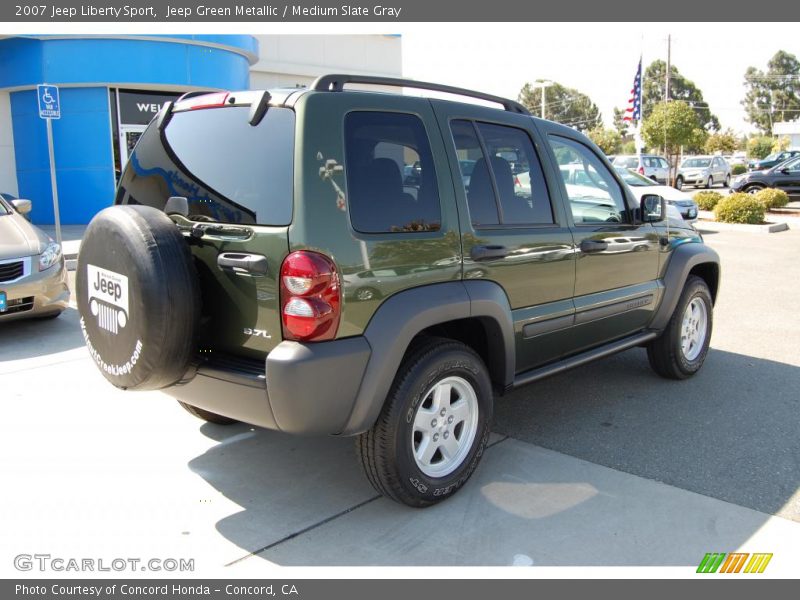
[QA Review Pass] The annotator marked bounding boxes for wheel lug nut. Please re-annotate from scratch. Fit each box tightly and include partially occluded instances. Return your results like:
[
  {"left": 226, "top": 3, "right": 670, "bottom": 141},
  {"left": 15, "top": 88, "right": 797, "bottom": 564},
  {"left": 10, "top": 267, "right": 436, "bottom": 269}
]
[
  {"left": 433, "top": 433, "right": 439, "bottom": 442},
  {"left": 440, "top": 408, "right": 446, "bottom": 417},
  {"left": 431, "top": 419, "right": 437, "bottom": 428},
  {"left": 448, "top": 416, "right": 454, "bottom": 424},
  {"left": 443, "top": 431, "right": 449, "bottom": 439}
]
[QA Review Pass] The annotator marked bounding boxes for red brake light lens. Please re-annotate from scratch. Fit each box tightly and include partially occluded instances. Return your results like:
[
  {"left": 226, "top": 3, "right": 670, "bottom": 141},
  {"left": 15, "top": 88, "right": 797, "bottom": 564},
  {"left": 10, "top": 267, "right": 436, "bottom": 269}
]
[
  {"left": 637, "top": 166, "right": 645, "bottom": 175},
  {"left": 279, "top": 251, "right": 340, "bottom": 342},
  {"left": 174, "top": 92, "right": 229, "bottom": 111}
]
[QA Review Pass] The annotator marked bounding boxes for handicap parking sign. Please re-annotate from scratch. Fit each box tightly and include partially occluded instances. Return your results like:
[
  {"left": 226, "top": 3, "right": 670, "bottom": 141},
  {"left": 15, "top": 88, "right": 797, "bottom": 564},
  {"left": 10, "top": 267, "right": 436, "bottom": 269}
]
[{"left": 37, "top": 84, "right": 61, "bottom": 119}]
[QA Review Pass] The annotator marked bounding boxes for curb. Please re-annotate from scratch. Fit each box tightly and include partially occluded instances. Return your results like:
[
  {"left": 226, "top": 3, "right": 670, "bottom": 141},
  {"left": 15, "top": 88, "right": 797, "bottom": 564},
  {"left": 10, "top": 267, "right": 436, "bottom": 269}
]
[{"left": 695, "top": 220, "right": 789, "bottom": 234}]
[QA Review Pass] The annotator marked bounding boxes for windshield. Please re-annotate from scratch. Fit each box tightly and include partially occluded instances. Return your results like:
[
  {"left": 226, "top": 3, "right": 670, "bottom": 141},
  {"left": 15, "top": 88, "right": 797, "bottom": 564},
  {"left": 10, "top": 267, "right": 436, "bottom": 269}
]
[
  {"left": 614, "top": 156, "right": 639, "bottom": 168},
  {"left": 615, "top": 167, "right": 654, "bottom": 187},
  {"left": 682, "top": 158, "right": 711, "bottom": 168}
]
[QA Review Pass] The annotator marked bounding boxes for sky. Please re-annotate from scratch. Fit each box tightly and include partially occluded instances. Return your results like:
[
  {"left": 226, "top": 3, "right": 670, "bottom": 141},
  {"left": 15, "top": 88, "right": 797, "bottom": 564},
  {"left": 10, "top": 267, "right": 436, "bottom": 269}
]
[{"left": 400, "top": 22, "right": 800, "bottom": 135}]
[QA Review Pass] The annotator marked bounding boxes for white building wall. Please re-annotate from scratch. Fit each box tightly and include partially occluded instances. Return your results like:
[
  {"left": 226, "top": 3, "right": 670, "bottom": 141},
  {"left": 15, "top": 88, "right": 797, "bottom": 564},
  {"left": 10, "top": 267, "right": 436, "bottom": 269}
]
[
  {"left": 249, "top": 35, "right": 402, "bottom": 90},
  {"left": 0, "top": 91, "right": 18, "bottom": 195}
]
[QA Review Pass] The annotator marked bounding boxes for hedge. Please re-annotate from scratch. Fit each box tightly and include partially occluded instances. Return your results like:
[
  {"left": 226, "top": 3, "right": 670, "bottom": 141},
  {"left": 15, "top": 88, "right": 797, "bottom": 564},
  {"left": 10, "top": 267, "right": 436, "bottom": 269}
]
[
  {"left": 713, "top": 193, "right": 766, "bottom": 224},
  {"left": 693, "top": 191, "right": 724, "bottom": 211},
  {"left": 755, "top": 188, "right": 790, "bottom": 210}
]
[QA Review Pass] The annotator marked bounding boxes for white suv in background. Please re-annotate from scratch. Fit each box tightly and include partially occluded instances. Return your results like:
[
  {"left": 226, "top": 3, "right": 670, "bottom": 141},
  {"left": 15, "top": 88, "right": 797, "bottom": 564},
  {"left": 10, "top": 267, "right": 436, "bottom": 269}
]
[{"left": 612, "top": 154, "right": 670, "bottom": 185}]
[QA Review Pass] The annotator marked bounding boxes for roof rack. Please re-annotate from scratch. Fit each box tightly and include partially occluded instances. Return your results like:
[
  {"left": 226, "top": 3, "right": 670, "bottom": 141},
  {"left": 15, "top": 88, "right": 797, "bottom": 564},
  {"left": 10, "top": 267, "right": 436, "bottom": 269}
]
[{"left": 311, "top": 74, "right": 530, "bottom": 115}]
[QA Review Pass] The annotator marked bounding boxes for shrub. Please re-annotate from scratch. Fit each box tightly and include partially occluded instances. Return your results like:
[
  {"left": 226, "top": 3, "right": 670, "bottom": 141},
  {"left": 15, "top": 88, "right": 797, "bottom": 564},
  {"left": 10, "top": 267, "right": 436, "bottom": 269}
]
[
  {"left": 731, "top": 164, "right": 747, "bottom": 176},
  {"left": 693, "top": 191, "right": 723, "bottom": 211},
  {"left": 713, "top": 193, "right": 765, "bottom": 224},
  {"left": 755, "top": 188, "right": 790, "bottom": 210}
]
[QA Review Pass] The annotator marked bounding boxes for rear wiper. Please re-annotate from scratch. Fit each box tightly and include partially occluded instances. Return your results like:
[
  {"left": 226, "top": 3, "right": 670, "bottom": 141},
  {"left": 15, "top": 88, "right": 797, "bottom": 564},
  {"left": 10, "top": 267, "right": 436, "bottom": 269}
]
[{"left": 189, "top": 223, "right": 252, "bottom": 240}]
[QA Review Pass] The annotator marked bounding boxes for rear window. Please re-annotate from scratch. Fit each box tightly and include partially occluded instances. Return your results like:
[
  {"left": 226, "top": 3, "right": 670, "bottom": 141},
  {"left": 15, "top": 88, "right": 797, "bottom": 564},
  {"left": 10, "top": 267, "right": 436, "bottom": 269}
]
[
  {"left": 614, "top": 156, "right": 638, "bottom": 168},
  {"left": 344, "top": 111, "right": 441, "bottom": 233},
  {"left": 118, "top": 106, "right": 295, "bottom": 226}
]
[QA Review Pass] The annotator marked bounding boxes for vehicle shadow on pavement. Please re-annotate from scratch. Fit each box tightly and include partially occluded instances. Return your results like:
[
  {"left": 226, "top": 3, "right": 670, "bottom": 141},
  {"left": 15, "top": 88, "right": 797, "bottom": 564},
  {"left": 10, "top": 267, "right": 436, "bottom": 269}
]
[
  {"left": 0, "top": 306, "right": 85, "bottom": 363},
  {"left": 186, "top": 347, "right": 797, "bottom": 566},
  {"left": 494, "top": 347, "right": 800, "bottom": 521}
]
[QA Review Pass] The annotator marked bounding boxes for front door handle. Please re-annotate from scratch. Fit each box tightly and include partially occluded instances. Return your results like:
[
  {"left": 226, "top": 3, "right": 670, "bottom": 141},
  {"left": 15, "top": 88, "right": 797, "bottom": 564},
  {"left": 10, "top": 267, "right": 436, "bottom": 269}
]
[
  {"left": 471, "top": 245, "right": 510, "bottom": 261},
  {"left": 217, "top": 252, "right": 269, "bottom": 276},
  {"left": 580, "top": 239, "right": 609, "bottom": 253}
]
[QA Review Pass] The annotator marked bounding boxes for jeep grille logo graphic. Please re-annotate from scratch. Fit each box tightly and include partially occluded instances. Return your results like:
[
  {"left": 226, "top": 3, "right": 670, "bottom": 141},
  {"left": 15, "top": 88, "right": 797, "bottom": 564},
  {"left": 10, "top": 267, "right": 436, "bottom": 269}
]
[
  {"left": 87, "top": 264, "right": 129, "bottom": 335},
  {"left": 697, "top": 552, "right": 773, "bottom": 573}
]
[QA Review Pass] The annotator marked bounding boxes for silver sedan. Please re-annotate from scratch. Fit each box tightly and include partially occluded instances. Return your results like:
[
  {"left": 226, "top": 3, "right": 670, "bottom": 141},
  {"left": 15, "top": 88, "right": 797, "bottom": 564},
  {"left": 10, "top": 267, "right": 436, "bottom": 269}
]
[
  {"left": 0, "top": 194, "right": 69, "bottom": 321},
  {"left": 676, "top": 156, "right": 732, "bottom": 190}
]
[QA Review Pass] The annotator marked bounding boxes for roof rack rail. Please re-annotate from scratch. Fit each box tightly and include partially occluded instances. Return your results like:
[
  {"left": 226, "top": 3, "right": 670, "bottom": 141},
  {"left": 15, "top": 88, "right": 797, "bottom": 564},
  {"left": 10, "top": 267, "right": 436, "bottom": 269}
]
[{"left": 311, "top": 74, "right": 530, "bottom": 115}]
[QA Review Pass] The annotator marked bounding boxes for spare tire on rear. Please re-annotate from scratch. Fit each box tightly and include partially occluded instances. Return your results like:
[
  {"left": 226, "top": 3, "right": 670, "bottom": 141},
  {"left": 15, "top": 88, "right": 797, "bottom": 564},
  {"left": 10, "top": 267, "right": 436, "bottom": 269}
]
[{"left": 77, "top": 205, "right": 200, "bottom": 391}]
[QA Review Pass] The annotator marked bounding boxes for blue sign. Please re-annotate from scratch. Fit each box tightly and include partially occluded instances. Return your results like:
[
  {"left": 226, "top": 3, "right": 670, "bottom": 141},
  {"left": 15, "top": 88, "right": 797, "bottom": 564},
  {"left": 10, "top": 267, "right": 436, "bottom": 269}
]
[{"left": 37, "top": 84, "right": 61, "bottom": 119}]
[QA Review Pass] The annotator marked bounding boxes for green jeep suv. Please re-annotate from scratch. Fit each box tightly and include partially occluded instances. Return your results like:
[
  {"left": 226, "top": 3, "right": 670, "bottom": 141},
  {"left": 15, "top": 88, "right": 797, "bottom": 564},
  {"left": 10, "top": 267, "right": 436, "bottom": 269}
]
[{"left": 77, "top": 75, "right": 720, "bottom": 507}]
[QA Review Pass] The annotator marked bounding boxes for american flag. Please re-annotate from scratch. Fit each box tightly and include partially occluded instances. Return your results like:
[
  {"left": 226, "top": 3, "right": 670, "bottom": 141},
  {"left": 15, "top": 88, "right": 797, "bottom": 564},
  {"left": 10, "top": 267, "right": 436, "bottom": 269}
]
[{"left": 623, "top": 58, "right": 642, "bottom": 123}]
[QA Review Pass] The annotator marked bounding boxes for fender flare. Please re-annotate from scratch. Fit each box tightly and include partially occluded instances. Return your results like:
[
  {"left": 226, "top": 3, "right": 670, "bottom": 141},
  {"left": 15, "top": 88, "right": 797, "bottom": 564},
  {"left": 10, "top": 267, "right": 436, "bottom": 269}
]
[
  {"left": 339, "top": 280, "right": 515, "bottom": 435},
  {"left": 649, "top": 242, "right": 721, "bottom": 331}
]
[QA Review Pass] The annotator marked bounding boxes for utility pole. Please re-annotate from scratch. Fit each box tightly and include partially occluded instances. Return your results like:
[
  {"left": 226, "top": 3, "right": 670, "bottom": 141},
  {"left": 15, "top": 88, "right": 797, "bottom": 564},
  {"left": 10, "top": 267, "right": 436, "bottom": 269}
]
[
  {"left": 535, "top": 79, "right": 553, "bottom": 120},
  {"left": 665, "top": 34, "right": 671, "bottom": 102}
]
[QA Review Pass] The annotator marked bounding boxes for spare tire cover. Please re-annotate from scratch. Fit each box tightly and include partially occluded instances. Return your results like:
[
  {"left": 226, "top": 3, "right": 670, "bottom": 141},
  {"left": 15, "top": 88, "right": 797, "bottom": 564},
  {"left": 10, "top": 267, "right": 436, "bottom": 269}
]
[{"left": 77, "top": 206, "right": 200, "bottom": 390}]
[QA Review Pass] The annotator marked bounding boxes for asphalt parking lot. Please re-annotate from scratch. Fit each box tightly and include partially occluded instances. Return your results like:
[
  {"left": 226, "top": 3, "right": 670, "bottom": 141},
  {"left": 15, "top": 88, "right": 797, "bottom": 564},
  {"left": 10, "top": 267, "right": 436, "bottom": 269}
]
[{"left": 1, "top": 227, "right": 798, "bottom": 573}]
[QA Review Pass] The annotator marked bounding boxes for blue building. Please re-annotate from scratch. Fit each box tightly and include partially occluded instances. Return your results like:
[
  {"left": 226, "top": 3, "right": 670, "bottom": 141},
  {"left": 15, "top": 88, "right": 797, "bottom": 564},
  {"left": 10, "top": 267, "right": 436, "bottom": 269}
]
[{"left": 0, "top": 35, "right": 258, "bottom": 224}]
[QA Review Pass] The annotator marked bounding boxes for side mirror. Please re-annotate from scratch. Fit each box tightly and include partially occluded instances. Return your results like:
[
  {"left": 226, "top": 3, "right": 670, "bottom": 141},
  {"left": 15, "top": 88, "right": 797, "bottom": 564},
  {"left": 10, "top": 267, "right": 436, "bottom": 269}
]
[
  {"left": 11, "top": 199, "right": 32, "bottom": 215},
  {"left": 780, "top": 168, "right": 790, "bottom": 174},
  {"left": 640, "top": 194, "right": 666, "bottom": 223}
]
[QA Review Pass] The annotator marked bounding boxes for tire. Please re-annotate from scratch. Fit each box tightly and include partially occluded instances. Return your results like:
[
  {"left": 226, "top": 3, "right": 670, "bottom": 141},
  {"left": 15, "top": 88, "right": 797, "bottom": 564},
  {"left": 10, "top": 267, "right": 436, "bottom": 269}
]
[
  {"left": 76, "top": 205, "right": 200, "bottom": 391},
  {"left": 744, "top": 184, "right": 765, "bottom": 195},
  {"left": 705, "top": 176, "right": 713, "bottom": 189},
  {"left": 356, "top": 337, "right": 493, "bottom": 507},
  {"left": 178, "top": 401, "right": 237, "bottom": 425},
  {"left": 647, "top": 276, "right": 713, "bottom": 380},
  {"left": 675, "top": 177, "right": 683, "bottom": 190},
  {"left": 724, "top": 174, "right": 731, "bottom": 188}
]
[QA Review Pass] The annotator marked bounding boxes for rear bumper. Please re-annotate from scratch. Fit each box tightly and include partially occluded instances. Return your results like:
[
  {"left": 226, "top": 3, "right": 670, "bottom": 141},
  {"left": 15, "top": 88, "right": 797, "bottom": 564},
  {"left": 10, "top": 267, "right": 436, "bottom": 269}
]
[
  {"left": 0, "top": 259, "right": 69, "bottom": 322},
  {"left": 166, "top": 336, "right": 371, "bottom": 435}
]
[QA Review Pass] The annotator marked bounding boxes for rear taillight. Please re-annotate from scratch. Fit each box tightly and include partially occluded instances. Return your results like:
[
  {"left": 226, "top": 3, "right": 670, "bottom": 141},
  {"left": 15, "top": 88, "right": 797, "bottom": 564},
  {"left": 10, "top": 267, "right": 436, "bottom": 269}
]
[
  {"left": 279, "top": 251, "right": 340, "bottom": 342},
  {"left": 637, "top": 166, "right": 645, "bottom": 175}
]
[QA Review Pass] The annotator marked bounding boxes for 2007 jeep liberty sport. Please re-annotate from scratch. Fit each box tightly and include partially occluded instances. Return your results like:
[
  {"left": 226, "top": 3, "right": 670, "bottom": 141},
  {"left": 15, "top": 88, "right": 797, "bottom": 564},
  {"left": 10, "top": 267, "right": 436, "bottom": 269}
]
[{"left": 77, "top": 75, "right": 720, "bottom": 507}]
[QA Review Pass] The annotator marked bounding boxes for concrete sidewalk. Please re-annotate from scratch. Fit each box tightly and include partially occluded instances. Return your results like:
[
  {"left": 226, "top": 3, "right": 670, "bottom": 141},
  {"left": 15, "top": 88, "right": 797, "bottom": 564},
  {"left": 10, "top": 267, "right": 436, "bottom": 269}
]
[{"left": 0, "top": 307, "right": 797, "bottom": 575}]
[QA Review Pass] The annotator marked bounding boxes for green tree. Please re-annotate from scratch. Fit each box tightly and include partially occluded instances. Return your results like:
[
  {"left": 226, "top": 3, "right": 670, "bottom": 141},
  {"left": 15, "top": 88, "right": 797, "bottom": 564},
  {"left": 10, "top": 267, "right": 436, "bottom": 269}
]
[
  {"left": 587, "top": 126, "right": 622, "bottom": 155},
  {"left": 518, "top": 81, "right": 601, "bottom": 131},
  {"left": 642, "top": 101, "right": 706, "bottom": 184},
  {"left": 747, "top": 136, "right": 774, "bottom": 159},
  {"left": 742, "top": 50, "right": 800, "bottom": 134},
  {"left": 642, "top": 60, "right": 720, "bottom": 131},
  {"left": 704, "top": 129, "right": 738, "bottom": 155},
  {"left": 772, "top": 136, "right": 790, "bottom": 152}
]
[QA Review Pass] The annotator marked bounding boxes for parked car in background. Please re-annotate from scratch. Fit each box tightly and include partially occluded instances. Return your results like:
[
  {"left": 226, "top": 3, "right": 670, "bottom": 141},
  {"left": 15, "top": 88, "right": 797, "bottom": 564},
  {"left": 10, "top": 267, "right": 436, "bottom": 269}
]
[
  {"left": 0, "top": 194, "right": 69, "bottom": 321},
  {"left": 748, "top": 150, "right": 800, "bottom": 171},
  {"left": 615, "top": 167, "right": 698, "bottom": 223},
  {"left": 724, "top": 152, "right": 747, "bottom": 167},
  {"left": 676, "top": 156, "right": 731, "bottom": 190},
  {"left": 612, "top": 154, "right": 670, "bottom": 184},
  {"left": 731, "top": 155, "right": 800, "bottom": 195}
]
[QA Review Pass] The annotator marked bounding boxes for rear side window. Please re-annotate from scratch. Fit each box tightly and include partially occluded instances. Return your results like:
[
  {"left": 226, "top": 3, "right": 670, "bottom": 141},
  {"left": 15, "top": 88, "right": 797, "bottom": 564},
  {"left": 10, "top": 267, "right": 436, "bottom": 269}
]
[
  {"left": 344, "top": 111, "right": 441, "bottom": 233},
  {"left": 450, "top": 119, "right": 553, "bottom": 227},
  {"left": 118, "top": 106, "right": 295, "bottom": 225}
]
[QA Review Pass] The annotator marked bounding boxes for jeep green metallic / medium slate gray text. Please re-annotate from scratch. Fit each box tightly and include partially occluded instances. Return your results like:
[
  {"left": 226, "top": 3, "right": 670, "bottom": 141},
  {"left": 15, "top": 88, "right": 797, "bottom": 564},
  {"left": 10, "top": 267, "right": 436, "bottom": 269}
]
[{"left": 77, "top": 75, "right": 720, "bottom": 507}]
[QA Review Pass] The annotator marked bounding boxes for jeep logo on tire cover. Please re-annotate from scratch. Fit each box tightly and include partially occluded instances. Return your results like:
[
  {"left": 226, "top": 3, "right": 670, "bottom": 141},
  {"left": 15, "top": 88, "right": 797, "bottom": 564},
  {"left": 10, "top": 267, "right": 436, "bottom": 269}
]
[{"left": 87, "top": 264, "right": 129, "bottom": 334}]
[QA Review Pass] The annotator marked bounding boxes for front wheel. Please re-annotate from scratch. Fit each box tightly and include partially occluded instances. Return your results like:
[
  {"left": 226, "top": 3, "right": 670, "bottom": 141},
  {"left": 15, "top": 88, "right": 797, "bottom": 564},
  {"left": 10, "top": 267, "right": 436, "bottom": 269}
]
[
  {"left": 675, "top": 177, "right": 684, "bottom": 190},
  {"left": 744, "top": 184, "right": 765, "bottom": 195},
  {"left": 647, "top": 276, "right": 713, "bottom": 380},
  {"left": 705, "top": 176, "right": 713, "bottom": 189},
  {"left": 356, "top": 338, "right": 493, "bottom": 507}
]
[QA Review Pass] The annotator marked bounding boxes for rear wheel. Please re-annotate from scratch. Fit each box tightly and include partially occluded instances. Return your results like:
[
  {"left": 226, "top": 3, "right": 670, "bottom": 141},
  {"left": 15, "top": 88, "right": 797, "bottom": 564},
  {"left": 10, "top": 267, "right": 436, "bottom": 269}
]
[
  {"left": 724, "top": 174, "right": 731, "bottom": 187},
  {"left": 647, "top": 276, "right": 713, "bottom": 380},
  {"left": 675, "top": 176, "right": 683, "bottom": 190},
  {"left": 356, "top": 338, "right": 493, "bottom": 507},
  {"left": 178, "top": 401, "right": 237, "bottom": 425}
]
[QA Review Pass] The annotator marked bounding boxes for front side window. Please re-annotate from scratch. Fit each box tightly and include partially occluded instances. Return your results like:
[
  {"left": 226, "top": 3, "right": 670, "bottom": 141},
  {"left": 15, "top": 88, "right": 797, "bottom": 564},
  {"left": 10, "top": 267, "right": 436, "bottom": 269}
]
[
  {"left": 344, "top": 111, "right": 441, "bottom": 233},
  {"left": 549, "top": 136, "right": 629, "bottom": 225},
  {"left": 450, "top": 119, "right": 553, "bottom": 227}
]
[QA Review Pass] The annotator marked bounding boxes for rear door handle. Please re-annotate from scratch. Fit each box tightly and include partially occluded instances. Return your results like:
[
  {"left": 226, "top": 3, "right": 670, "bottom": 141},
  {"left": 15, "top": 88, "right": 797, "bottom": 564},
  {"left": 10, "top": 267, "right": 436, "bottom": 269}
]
[
  {"left": 580, "top": 239, "right": 608, "bottom": 253},
  {"left": 470, "top": 245, "right": 510, "bottom": 261},
  {"left": 217, "top": 253, "right": 269, "bottom": 276}
]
